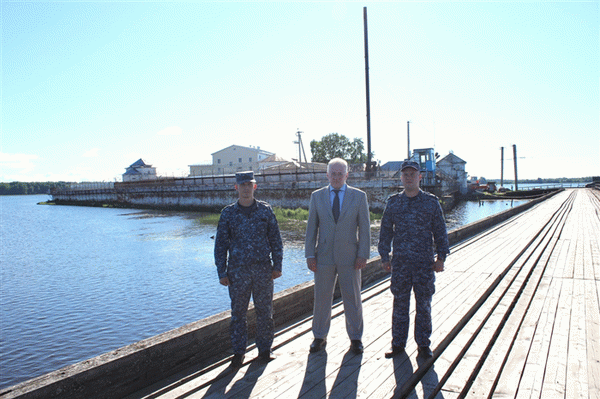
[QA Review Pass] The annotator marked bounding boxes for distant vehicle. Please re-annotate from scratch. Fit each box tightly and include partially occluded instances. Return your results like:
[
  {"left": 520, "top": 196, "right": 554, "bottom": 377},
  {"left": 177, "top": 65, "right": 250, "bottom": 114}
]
[{"left": 469, "top": 180, "right": 497, "bottom": 193}]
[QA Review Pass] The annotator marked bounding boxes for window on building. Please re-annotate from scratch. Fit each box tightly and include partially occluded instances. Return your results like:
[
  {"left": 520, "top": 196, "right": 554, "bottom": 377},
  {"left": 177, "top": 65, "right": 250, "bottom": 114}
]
[
  {"left": 249, "top": 157, "right": 252, "bottom": 162},
  {"left": 239, "top": 158, "right": 242, "bottom": 163},
  {"left": 217, "top": 159, "right": 221, "bottom": 164}
]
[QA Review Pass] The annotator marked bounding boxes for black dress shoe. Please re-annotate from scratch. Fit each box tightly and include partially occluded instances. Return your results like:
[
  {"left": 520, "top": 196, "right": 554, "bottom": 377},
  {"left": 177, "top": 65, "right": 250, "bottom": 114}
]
[
  {"left": 231, "top": 353, "right": 245, "bottom": 368},
  {"left": 350, "top": 340, "right": 364, "bottom": 354},
  {"left": 417, "top": 346, "right": 433, "bottom": 359},
  {"left": 310, "top": 338, "right": 327, "bottom": 353},
  {"left": 384, "top": 346, "right": 405, "bottom": 358},
  {"left": 258, "top": 350, "right": 276, "bottom": 362}
]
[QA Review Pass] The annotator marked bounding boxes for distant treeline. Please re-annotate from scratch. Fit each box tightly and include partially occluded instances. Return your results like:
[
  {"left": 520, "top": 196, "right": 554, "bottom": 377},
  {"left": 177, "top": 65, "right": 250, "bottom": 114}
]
[
  {"left": 499, "top": 177, "right": 594, "bottom": 184},
  {"left": 1, "top": 176, "right": 595, "bottom": 196},
  {"left": 0, "top": 181, "right": 74, "bottom": 196}
]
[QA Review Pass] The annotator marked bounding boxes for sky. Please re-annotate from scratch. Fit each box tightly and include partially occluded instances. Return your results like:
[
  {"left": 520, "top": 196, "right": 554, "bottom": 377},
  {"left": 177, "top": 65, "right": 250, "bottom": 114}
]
[{"left": 1, "top": 1, "right": 598, "bottom": 183}]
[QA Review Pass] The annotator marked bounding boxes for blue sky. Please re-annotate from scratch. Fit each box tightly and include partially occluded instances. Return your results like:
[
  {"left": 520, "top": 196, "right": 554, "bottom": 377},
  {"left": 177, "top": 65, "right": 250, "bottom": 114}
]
[{"left": 2, "top": 1, "right": 598, "bottom": 182}]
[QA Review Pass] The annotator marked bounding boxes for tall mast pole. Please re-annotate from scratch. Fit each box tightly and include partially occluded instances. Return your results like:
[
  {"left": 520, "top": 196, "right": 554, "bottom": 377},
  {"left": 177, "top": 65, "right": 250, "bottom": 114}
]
[
  {"left": 363, "top": 7, "right": 373, "bottom": 173},
  {"left": 500, "top": 146, "right": 504, "bottom": 187},
  {"left": 297, "top": 132, "right": 302, "bottom": 163},
  {"left": 295, "top": 129, "right": 307, "bottom": 164},
  {"left": 407, "top": 121, "right": 411, "bottom": 160},
  {"left": 513, "top": 144, "right": 519, "bottom": 191}
]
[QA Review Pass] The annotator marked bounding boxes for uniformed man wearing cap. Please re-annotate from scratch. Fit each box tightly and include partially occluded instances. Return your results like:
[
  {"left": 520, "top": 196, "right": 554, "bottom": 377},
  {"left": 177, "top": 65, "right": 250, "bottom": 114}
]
[
  {"left": 378, "top": 160, "right": 449, "bottom": 359},
  {"left": 214, "top": 171, "right": 283, "bottom": 368}
]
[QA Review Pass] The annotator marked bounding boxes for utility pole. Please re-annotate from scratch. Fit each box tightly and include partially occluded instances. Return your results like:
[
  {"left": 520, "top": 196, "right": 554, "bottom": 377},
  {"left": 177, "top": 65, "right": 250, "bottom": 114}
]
[
  {"left": 294, "top": 129, "right": 308, "bottom": 164},
  {"left": 513, "top": 144, "right": 519, "bottom": 191},
  {"left": 500, "top": 147, "right": 504, "bottom": 187},
  {"left": 363, "top": 7, "right": 374, "bottom": 173},
  {"left": 407, "top": 121, "right": 411, "bottom": 160}
]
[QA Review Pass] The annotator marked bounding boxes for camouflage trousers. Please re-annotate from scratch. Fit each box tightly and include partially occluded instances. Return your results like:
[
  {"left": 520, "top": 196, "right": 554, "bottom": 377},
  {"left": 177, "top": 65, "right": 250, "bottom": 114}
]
[
  {"left": 228, "top": 263, "right": 274, "bottom": 355},
  {"left": 389, "top": 262, "right": 436, "bottom": 348}
]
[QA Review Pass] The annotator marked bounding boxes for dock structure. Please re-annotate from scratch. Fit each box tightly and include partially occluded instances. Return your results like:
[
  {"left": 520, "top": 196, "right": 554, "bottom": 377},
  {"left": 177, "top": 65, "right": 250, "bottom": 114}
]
[
  {"left": 3, "top": 188, "right": 598, "bottom": 399},
  {"left": 125, "top": 188, "right": 599, "bottom": 399}
]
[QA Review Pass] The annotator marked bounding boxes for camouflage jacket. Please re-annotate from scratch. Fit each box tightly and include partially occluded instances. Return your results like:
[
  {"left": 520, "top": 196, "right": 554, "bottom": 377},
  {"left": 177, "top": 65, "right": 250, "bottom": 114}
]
[
  {"left": 214, "top": 199, "right": 283, "bottom": 279},
  {"left": 378, "top": 190, "right": 450, "bottom": 265}
]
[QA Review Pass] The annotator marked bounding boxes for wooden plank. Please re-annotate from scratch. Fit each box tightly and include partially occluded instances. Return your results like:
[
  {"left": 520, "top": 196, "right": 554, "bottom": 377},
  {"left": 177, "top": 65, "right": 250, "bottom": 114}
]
[
  {"left": 445, "top": 200, "right": 568, "bottom": 397},
  {"left": 350, "top": 244, "right": 497, "bottom": 398},
  {"left": 431, "top": 259, "right": 531, "bottom": 395},
  {"left": 515, "top": 277, "right": 563, "bottom": 399},
  {"left": 584, "top": 190, "right": 600, "bottom": 280},
  {"left": 566, "top": 279, "right": 588, "bottom": 399},
  {"left": 586, "top": 279, "right": 600, "bottom": 399},
  {"left": 541, "top": 277, "right": 573, "bottom": 396},
  {"left": 512, "top": 224, "right": 571, "bottom": 399},
  {"left": 495, "top": 271, "right": 553, "bottom": 398},
  {"left": 362, "top": 239, "right": 529, "bottom": 398},
  {"left": 573, "top": 194, "right": 586, "bottom": 280},
  {"left": 254, "top": 282, "right": 394, "bottom": 399},
  {"left": 486, "top": 252, "right": 560, "bottom": 397},
  {"left": 487, "top": 196, "right": 572, "bottom": 398}
]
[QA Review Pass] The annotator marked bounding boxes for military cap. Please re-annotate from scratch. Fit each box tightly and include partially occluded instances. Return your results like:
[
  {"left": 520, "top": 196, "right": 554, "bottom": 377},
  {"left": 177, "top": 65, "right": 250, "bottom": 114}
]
[
  {"left": 401, "top": 160, "right": 420, "bottom": 171},
  {"left": 235, "top": 171, "right": 256, "bottom": 184}
]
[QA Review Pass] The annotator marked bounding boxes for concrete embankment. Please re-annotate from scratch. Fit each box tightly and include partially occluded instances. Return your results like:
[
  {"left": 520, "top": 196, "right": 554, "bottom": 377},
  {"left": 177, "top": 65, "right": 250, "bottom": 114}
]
[
  {"left": 49, "top": 173, "right": 404, "bottom": 213},
  {"left": 1, "top": 190, "right": 562, "bottom": 399}
]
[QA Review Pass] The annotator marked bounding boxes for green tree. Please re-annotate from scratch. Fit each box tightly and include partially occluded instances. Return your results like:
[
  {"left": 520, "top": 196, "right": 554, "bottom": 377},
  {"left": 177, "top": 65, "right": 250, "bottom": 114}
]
[
  {"left": 0, "top": 181, "right": 73, "bottom": 195},
  {"left": 310, "top": 133, "right": 370, "bottom": 164}
]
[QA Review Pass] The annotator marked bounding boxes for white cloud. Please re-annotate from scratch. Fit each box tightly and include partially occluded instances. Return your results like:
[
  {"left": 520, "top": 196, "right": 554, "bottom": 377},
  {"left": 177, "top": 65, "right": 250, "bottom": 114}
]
[
  {"left": 0, "top": 152, "right": 39, "bottom": 181},
  {"left": 156, "top": 126, "right": 182, "bottom": 136}
]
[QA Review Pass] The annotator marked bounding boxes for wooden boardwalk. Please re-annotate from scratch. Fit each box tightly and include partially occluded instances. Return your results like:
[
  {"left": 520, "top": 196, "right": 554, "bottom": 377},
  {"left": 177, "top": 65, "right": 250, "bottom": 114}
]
[{"left": 128, "top": 189, "right": 600, "bottom": 399}]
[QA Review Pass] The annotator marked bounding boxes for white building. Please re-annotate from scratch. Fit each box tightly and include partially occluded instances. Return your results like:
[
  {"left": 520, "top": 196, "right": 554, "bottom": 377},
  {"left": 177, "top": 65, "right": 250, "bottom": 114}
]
[
  {"left": 122, "top": 159, "right": 158, "bottom": 182},
  {"left": 436, "top": 152, "right": 468, "bottom": 194},
  {"left": 189, "top": 145, "right": 276, "bottom": 176}
]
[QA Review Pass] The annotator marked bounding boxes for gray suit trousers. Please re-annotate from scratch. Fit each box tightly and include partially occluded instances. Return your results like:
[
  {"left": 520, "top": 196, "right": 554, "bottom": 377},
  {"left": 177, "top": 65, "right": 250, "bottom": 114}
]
[{"left": 312, "top": 262, "right": 363, "bottom": 340}]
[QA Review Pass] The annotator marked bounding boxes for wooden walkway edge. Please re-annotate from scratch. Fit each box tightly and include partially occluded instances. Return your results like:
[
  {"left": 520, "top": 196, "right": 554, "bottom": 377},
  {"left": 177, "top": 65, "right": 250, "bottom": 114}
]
[{"left": 125, "top": 188, "right": 599, "bottom": 399}]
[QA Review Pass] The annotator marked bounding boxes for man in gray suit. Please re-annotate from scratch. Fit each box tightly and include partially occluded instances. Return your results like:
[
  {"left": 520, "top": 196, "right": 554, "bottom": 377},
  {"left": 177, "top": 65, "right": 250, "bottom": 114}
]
[{"left": 305, "top": 158, "right": 371, "bottom": 354}]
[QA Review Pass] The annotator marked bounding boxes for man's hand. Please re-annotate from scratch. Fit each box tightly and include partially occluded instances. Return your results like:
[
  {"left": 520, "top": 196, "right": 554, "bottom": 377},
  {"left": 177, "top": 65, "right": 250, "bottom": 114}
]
[
  {"left": 382, "top": 261, "right": 392, "bottom": 273},
  {"left": 354, "top": 257, "right": 367, "bottom": 270},
  {"left": 307, "top": 258, "right": 317, "bottom": 272},
  {"left": 432, "top": 258, "right": 445, "bottom": 273},
  {"left": 219, "top": 277, "right": 230, "bottom": 286},
  {"left": 272, "top": 270, "right": 282, "bottom": 280}
]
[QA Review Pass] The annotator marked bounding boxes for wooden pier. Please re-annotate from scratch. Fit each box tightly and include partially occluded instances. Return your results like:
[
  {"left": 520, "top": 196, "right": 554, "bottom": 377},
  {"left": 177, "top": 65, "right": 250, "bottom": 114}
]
[{"left": 124, "top": 188, "right": 599, "bottom": 399}]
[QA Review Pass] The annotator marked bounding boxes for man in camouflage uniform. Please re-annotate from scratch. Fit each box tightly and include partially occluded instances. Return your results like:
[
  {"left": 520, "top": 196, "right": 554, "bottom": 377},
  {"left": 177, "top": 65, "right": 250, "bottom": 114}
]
[
  {"left": 214, "top": 171, "right": 283, "bottom": 368},
  {"left": 378, "top": 160, "right": 449, "bottom": 359}
]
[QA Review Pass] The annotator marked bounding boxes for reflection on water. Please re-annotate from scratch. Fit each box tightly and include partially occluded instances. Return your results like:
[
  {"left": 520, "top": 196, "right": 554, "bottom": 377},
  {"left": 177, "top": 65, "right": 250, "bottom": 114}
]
[{"left": 445, "top": 199, "right": 530, "bottom": 231}]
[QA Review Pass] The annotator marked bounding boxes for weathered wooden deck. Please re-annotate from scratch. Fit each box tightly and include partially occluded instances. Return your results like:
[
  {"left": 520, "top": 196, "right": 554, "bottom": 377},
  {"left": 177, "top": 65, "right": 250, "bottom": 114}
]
[{"left": 128, "top": 189, "right": 600, "bottom": 399}]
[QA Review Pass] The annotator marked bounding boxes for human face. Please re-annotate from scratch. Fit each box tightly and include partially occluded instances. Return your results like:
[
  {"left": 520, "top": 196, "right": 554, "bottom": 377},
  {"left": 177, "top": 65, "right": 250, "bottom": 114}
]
[
  {"left": 400, "top": 168, "right": 421, "bottom": 194},
  {"left": 235, "top": 181, "right": 256, "bottom": 201},
  {"left": 327, "top": 162, "right": 348, "bottom": 190}
]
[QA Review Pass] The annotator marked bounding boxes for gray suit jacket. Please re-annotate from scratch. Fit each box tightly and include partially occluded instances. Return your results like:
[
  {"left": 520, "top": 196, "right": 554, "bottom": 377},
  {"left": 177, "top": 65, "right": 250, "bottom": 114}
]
[{"left": 305, "top": 184, "right": 371, "bottom": 266}]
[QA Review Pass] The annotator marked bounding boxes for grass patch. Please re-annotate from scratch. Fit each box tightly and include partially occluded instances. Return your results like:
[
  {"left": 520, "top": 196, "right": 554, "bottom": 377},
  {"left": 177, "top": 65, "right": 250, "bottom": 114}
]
[
  {"left": 370, "top": 211, "right": 382, "bottom": 221},
  {"left": 273, "top": 207, "right": 309, "bottom": 222},
  {"left": 198, "top": 207, "right": 380, "bottom": 223},
  {"left": 196, "top": 207, "right": 381, "bottom": 243},
  {"left": 195, "top": 212, "right": 222, "bottom": 225}
]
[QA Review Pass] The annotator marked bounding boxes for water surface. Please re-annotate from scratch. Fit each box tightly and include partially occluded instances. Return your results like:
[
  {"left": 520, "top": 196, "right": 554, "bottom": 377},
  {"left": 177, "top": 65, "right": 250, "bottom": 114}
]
[{"left": 0, "top": 194, "right": 528, "bottom": 388}]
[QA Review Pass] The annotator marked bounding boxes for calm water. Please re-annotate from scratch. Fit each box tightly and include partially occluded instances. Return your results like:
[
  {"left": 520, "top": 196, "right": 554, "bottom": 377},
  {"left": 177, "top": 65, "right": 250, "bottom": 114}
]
[
  {"left": 444, "top": 198, "right": 529, "bottom": 231},
  {"left": 0, "top": 194, "right": 528, "bottom": 389}
]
